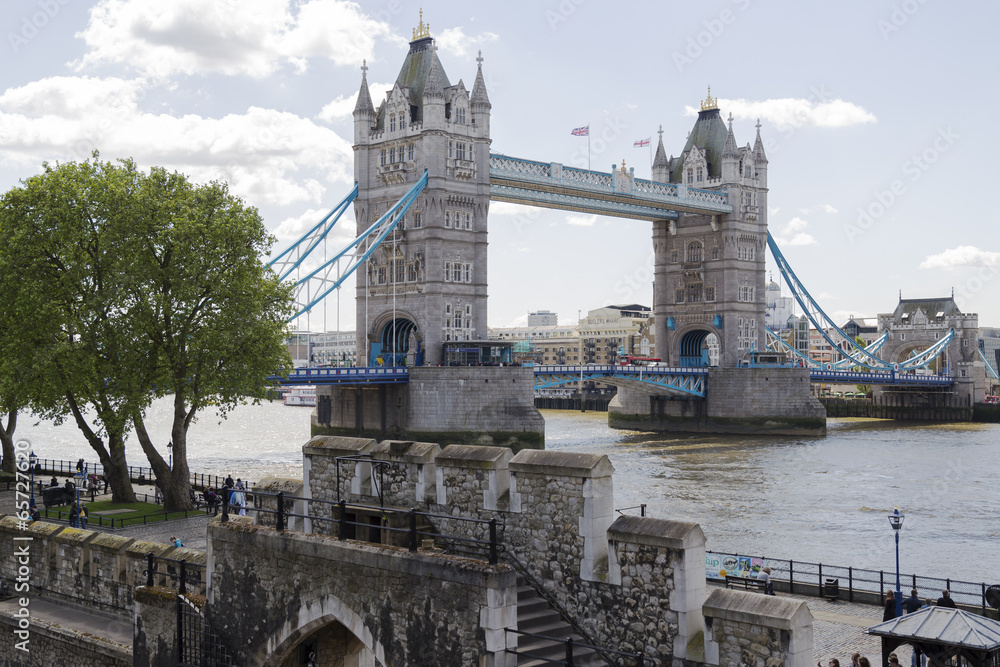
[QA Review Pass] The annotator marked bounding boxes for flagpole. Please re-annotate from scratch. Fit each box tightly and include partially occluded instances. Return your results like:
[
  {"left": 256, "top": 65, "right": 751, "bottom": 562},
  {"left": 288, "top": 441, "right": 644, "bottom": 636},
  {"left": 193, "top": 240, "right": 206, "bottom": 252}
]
[{"left": 588, "top": 122, "right": 591, "bottom": 171}]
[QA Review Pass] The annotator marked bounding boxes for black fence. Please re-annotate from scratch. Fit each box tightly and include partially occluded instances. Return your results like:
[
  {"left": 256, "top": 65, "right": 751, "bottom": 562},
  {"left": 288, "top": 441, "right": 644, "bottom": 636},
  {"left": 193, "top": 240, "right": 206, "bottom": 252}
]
[
  {"left": 708, "top": 551, "right": 998, "bottom": 616},
  {"left": 504, "top": 629, "right": 651, "bottom": 666},
  {"left": 249, "top": 490, "right": 503, "bottom": 564},
  {"left": 25, "top": 457, "right": 253, "bottom": 494}
]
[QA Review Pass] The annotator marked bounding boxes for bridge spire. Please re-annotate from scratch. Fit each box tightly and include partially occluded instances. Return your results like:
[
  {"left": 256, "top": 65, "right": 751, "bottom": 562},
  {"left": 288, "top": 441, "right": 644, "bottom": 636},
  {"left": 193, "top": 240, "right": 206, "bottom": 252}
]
[
  {"left": 651, "top": 124, "right": 670, "bottom": 182},
  {"left": 471, "top": 49, "right": 491, "bottom": 110}
]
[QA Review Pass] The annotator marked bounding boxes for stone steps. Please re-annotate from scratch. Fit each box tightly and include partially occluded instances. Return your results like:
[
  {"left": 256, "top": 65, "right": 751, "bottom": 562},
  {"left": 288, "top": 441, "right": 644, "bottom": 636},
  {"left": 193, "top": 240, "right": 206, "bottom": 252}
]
[{"left": 514, "top": 576, "right": 603, "bottom": 666}]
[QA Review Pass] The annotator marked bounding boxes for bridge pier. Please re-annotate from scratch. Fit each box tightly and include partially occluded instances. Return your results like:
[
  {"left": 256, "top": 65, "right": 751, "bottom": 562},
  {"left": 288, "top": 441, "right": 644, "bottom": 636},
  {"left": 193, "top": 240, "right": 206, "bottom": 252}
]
[
  {"left": 608, "top": 367, "right": 826, "bottom": 436},
  {"left": 312, "top": 367, "right": 545, "bottom": 450}
]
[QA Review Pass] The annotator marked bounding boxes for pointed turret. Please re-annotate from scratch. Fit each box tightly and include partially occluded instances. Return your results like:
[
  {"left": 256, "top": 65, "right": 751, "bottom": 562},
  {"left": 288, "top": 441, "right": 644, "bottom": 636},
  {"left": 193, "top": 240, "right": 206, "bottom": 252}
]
[
  {"left": 421, "top": 47, "right": 446, "bottom": 128},
  {"left": 721, "top": 112, "right": 740, "bottom": 182},
  {"left": 353, "top": 60, "right": 375, "bottom": 143},
  {"left": 471, "top": 51, "right": 491, "bottom": 136},
  {"left": 651, "top": 125, "right": 670, "bottom": 183},
  {"left": 753, "top": 118, "right": 768, "bottom": 164}
]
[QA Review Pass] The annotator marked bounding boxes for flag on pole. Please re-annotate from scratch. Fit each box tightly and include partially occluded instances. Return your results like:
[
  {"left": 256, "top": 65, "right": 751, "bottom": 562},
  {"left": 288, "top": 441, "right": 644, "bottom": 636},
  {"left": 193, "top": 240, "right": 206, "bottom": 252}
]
[
  {"left": 571, "top": 125, "right": 589, "bottom": 136},
  {"left": 633, "top": 138, "right": 650, "bottom": 147}
]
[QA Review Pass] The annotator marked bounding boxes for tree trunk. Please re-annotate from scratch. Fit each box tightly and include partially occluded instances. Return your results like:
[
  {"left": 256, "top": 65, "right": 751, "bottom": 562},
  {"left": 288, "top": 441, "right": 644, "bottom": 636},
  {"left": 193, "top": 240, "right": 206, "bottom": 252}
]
[
  {"left": 134, "top": 403, "right": 193, "bottom": 512},
  {"left": 65, "top": 392, "right": 136, "bottom": 503},
  {"left": 0, "top": 410, "right": 16, "bottom": 474}
]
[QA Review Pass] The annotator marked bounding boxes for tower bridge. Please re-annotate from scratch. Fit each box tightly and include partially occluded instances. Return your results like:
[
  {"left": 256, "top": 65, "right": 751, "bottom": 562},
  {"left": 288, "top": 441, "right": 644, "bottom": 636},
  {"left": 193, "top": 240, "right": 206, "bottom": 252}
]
[{"left": 272, "top": 19, "right": 990, "bottom": 442}]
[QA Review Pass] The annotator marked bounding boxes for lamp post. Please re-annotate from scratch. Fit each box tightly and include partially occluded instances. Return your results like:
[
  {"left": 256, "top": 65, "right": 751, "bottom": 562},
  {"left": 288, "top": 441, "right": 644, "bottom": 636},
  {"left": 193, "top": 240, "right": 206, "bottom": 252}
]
[
  {"left": 167, "top": 440, "right": 173, "bottom": 470},
  {"left": 888, "top": 506, "right": 905, "bottom": 617},
  {"left": 28, "top": 451, "right": 37, "bottom": 506}
]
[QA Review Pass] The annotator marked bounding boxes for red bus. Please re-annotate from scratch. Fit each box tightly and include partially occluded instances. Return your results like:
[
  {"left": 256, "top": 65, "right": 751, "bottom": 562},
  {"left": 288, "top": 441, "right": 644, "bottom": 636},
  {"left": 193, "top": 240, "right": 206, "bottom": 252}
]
[{"left": 619, "top": 356, "right": 662, "bottom": 366}]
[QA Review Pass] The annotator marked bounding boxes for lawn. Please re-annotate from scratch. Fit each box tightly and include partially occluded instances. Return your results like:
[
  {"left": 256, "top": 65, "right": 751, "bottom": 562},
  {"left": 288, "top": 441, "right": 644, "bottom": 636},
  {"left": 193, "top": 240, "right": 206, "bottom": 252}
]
[{"left": 40, "top": 499, "right": 205, "bottom": 528}]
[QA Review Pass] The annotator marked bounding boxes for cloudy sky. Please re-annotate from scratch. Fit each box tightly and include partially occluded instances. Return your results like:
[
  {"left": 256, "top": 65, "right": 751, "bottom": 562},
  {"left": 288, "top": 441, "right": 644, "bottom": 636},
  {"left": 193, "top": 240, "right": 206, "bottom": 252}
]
[{"left": 2, "top": 0, "right": 998, "bottom": 332}]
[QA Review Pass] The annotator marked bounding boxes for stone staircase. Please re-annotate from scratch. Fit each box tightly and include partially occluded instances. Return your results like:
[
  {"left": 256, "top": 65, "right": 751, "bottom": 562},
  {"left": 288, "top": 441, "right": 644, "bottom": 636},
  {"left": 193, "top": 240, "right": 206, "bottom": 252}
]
[{"left": 514, "top": 575, "right": 603, "bottom": 666}]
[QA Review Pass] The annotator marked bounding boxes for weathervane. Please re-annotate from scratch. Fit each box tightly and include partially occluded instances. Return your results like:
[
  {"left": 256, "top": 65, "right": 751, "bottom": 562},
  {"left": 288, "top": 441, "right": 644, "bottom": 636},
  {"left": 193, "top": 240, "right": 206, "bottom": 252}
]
[{"left": 413, "top": 9, "right": 431, "bottom": 40}]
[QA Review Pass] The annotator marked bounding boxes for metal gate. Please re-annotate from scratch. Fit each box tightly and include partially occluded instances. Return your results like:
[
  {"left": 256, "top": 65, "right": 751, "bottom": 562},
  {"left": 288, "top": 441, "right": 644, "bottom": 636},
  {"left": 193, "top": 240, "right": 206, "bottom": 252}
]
[{"left": 178, "top": 594, "right": 240, "bottom": 667}]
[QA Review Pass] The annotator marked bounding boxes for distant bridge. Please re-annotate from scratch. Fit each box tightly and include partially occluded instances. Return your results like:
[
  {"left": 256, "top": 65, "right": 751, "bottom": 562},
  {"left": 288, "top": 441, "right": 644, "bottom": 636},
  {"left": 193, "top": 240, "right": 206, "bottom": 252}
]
[{"left": 272, "top": 364, "right": 955, "bottom": 396}]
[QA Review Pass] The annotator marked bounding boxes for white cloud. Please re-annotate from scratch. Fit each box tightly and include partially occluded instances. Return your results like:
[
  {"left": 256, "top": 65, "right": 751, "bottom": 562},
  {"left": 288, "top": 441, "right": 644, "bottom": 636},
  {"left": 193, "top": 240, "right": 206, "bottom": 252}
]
[
  {"left": 317, "top": 82, "right": 394, "bottom": 123},
  {"left": 489, "top": 201, "right": 542, "bottom": 216},
  {"left": 566, "top": 214, "right": 597, "bottom": 227},
  {"left": 785, "top": 217, "right": 809, "bottom": 232},
  {"left": 823, "top": 204, "right": 838, "bottom": 213},
  {"left": 919, "top": 246, "right": 1000, "bottom": 269},
  {"left": 0, "top": 76, "right": 353, "bottom": 206},
  {"left": 772, "top": 216, "right": 817, "bottom": 246},
  {"left": 434, "top": 27, "right": 499, "bottom": 58},
  {"left": 272, "top": 207, "right": 356, "bottom": 246},
  {"left": 72, "top": 0, "right": 397, "bottom": 78},
  {"left": 685, "top": 97, "right": 876, "bottom": 129}
]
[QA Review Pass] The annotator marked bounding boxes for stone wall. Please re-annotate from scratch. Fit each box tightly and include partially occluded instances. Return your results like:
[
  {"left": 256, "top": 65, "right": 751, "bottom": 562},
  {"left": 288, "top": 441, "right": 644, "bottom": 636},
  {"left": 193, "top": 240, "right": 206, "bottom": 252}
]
[
  {"left": 205, "top": 517, "right": 518, "bottom": 667},
  {"left": 703, "top": 588, "right": 813, "bottom": 667},
  {"left": 132, "top": 587, "right": 179, "bottom": 667},
  {"left": 312, "top": 367, "right": 545, "bottom": 450},
  {"left": 0, "top": 515, "right": 205, "bottom": 618},
  {"left": 0, "top": 612, "right": 131, "bottom": 667}
]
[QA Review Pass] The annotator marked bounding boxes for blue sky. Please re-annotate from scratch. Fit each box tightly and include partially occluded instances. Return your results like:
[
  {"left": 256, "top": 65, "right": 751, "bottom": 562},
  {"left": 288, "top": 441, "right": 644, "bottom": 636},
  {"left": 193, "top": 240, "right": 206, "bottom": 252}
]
[{"left": 2, "top": 0, "right": 998, "bottom": 331}]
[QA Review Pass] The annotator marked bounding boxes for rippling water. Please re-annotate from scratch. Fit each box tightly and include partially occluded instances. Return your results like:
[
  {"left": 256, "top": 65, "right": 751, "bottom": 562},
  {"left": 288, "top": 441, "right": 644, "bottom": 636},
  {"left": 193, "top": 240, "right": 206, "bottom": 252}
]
[{"left": 14, "top": 399, "right": 999, "bottom": 583}]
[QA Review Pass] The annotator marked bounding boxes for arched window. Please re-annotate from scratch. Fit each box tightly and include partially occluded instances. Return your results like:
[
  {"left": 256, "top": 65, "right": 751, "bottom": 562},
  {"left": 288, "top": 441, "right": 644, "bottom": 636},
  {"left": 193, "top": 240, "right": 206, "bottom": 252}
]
[
  {"left": 389, "top": 147, "right": 395, "bottom": 163},
  {"left": 400, "top": 114, "right": 406, "bottom": 130},
  {"left": 687, "top": 169, "right": 693, "bottom": 184},
  {"left": 407, "top": 143, "right": 414, "bottom": 161},
  {"left": 389, "top": 114, "right": 396, "bottom": 132},
  {"left": 456, "top": 107, "right": 466, "bottom": 124},
  {"left": 686, "top": 241, "right": 703, "bottom": 263},
  {"left": 696, "top": 167, "right": 703, "bottom": 181}
]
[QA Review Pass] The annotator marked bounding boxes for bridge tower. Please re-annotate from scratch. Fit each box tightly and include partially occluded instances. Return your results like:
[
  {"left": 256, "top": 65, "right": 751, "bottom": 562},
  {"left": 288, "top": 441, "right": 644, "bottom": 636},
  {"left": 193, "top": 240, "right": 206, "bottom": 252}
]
[
  {"left": 353, "top": 15, "right": 491, "bottom": 366},
  {"left": 651, "top": 88, "right": 769, "bottom": 367}
]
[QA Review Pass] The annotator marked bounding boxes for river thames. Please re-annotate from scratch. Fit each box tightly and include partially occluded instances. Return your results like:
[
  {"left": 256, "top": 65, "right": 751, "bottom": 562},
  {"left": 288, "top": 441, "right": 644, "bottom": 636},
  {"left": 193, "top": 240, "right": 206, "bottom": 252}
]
[{"left": 13, "top": 398, "right": 999, "bottom": 585}]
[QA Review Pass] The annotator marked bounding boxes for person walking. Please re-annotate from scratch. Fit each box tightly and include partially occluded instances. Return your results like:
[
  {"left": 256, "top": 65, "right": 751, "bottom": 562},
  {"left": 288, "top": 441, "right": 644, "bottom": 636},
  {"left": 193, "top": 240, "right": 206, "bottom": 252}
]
[
  {"left": 936, "top": 590, "right": 957, "bottom": 608},
  {"left": 849, "top": 653, "right": 862, "bottom": 667},
  {"left": 883, "top": 590, "right": 897, "bottom": 621},
  {"left": 858, "top": 657, "right": 872, "bottom": 667},
  {"left": 79, "top": 504, "right": 88, "bottom": 529},
  {"left": 69, "top": 502, "right": 79, "bottom": 528}
]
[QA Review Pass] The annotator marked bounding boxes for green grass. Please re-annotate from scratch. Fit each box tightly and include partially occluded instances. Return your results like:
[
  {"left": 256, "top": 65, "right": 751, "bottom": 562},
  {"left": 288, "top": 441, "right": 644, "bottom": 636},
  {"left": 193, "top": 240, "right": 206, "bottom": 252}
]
[{"left": 41, "top": 499, "right": 203, "bottom": 528}]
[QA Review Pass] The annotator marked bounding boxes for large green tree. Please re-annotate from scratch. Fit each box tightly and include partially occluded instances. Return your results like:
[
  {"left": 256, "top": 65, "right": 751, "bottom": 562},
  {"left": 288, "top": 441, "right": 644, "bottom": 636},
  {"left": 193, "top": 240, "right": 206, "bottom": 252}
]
[{"left": 0, "top": 156, "right": 292, "bottom": 506}]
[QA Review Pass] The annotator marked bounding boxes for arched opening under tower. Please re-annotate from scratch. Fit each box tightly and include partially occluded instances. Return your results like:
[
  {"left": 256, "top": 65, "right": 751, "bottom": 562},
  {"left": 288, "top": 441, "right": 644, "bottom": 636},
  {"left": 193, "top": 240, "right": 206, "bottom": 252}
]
[
  {"left": 267, "top": 617, "right": 373, "bottom": 667},
  {"left": 679, "top": 329, "right": 719, "bottom": 367},
  {"left": 890, "top": 342, "right": 947, "bottom": 374},
  {"left": 371, "top": 317, "right": 420, "bottom": 366}
]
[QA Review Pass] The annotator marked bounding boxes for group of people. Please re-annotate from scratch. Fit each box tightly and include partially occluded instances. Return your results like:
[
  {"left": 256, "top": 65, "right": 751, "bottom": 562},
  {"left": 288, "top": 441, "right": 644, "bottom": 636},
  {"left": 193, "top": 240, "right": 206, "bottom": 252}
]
[
  {"left": 821, "top": 589, "right": 958, "bottom": 666},
  {"left": 68, "top": 502, "right": 88, "bottom": 528},
  {"left": 200, "top": 474, "right": 247, "bottom": 516}
]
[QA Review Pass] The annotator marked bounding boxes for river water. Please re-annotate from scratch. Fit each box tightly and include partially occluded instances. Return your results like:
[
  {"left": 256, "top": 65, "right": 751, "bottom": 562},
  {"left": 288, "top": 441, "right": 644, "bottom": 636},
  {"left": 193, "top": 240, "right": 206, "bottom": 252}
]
[{"left": 12, "top": 398, "right": 999, "bottom": 584}]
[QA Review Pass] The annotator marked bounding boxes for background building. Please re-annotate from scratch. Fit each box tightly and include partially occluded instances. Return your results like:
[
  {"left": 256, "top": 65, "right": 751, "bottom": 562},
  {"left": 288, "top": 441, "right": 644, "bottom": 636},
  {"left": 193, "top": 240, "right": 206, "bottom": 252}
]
[{"left": 527, "top": 310, "right": 558, "bottom": 326}]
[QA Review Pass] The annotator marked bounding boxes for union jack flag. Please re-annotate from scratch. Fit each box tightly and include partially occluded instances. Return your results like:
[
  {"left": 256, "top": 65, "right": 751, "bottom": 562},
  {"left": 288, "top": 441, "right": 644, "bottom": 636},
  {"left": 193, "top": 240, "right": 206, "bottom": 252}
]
[
  {"left": 571, "top": 125, "right": 589, "bottom": 136},
  {"left": 633, "top": 138, "right": 650, "bottom": 147}
]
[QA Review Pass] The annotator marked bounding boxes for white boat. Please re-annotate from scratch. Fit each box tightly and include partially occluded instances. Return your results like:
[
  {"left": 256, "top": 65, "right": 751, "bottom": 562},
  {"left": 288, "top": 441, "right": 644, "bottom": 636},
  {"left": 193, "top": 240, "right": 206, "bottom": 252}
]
[{"left": 284, "top": 387, "right": 316, "bottom": 407}]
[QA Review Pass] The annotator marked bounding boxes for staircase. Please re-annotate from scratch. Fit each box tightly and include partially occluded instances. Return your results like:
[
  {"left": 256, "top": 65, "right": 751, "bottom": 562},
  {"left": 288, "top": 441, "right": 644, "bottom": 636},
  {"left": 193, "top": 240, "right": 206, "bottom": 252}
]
[{"left": 514, "top": 575, "right": 603, "bottom": 666}]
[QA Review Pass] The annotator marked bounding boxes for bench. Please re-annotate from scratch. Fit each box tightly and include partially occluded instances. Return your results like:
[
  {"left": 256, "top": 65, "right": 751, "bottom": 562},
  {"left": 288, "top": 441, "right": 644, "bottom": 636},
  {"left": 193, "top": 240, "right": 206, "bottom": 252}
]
[{"left": 725, "top": 575, "right": 767, "bottom": 592}]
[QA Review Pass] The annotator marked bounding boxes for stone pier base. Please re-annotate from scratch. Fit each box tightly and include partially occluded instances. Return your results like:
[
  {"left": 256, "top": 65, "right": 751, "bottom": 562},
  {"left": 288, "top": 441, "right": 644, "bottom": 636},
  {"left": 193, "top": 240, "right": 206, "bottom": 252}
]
[
  {"left": 609, "top": 367, "right": 826, "bottom": 436},
  {"left": 312, "top": 367, "right": 545, "bottom": 451}
]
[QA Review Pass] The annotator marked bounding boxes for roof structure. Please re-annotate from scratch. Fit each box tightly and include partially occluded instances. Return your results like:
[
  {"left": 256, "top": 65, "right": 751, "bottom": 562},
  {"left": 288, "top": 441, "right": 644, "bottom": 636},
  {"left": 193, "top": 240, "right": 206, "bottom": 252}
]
[
  {"left": 889, "top": 297, "right": 962, "bottom": 323},
  {"left": 868, "top": 607, "right": 1000, "bottom": 664},
  {"left": 669, "top": 90, "right": 729, "bottom": 182}
]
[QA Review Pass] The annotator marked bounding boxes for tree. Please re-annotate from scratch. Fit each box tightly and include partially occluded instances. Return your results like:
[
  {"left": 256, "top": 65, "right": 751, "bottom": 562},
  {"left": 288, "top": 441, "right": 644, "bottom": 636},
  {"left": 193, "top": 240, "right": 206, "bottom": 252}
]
[{"left": 0, "top": 156, "right": 293, "bottom": 506}]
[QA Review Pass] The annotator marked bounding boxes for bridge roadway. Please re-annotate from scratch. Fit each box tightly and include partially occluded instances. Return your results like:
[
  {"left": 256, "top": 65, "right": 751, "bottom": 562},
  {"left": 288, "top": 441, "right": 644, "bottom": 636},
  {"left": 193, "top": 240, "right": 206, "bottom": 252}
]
[{"left": 272, "top": 364, "right": 955, "bottom": 397}]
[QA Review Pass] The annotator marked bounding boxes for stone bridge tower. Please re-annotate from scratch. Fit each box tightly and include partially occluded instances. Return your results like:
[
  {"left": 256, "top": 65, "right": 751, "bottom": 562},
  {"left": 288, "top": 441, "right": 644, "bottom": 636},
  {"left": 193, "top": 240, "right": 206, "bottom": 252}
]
[
  {"left": 651, "top": 88, "right": 768, "bottom": 367},
  {"left": 353, "top": 15, "right": 491, "bottom": 366}
]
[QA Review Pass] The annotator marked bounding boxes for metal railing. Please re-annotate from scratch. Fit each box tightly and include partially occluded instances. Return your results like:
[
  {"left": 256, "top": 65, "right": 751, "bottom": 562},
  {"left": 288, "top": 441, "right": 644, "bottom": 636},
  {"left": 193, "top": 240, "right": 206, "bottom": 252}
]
[
  {"left": 708, "top": 550, "right": 998, "bottom": 616},
  {"left": 26, "top": 457, "right": 254, "bottom": 493},
  {"left": 248, "top": 490, "right": 504, "bottom": 564},
  {"left": 504, "top": 629, "right": 651, "bottom": 666}
]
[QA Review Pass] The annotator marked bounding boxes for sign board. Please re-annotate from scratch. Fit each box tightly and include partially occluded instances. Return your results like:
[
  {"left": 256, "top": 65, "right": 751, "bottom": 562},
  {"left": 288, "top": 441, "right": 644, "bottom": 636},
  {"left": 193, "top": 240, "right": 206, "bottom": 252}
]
[{"left": 706, "top": 553, "right": 767, "bottom": 581}]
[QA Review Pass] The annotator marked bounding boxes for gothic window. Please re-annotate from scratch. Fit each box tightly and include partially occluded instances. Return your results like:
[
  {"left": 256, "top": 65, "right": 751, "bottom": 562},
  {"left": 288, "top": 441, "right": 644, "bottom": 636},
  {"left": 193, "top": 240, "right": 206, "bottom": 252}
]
[
  {"left": 412, "top": 210, "right": 421, "bottom": 228},
  {"left": 390, "top": 114, "right": 396, "bottom": 132},
  {"left": 380, "top": 149, "right": 386, "bottom": 166},
  {"left": 670, "top": 250, "right": 679, "bottom": 263},
  {"left": 675, "top": 289, "right": 685, "bottom": 304},
  {"left": 712, "top": 246, "right": 720, "bottom": 260},
  {"left": 688, "top": 284, "right": 703, "bottom": 302},
  {"left": 445, "top": 210, "right": 452, "bottom": 228},
  {"left": 686, "top": 241, "right": 703, "bottom": 263},
  {"left": 400, "top": 115, "right": 406, "bottom": 130},
  {"left": 687, "top": 169, "right": 693, "bottom": 184},
  {"left": 449, "top": 141, "right": 453, "bottom": 158},
  {"left": 697, "top": 167, "right": 703, "bottom": 182},
  {"left": 377, "top": 266, "right": 386, "bottom": 284},
  {"left": 407, "top": 263, "right": 417, "bottom": 282},
  {"left": 392, "top": 254, "right": 404, "bottom": 283},
  {"left": 408, "top": 143, "right": 414, "bottom": 161},
  {"left": 456, "top": 107, "right": 466, "bottom": 124},
  {"left": 705, "top": 286, "right": 716, "bottom": 302},
  {"left": 390, "top": 147, "right": 396, "bottom": 163},
  {"left": 463, "top": 263, "right": 471, "bottom": 282},
  {"left": 445, "top": 304, "right": 452, "bottom": 314},
  {"left": 455, "top": 312, "right": 462, "bottom": 328},
  {"left": 456, "top": 142, "right": 467, "bottom": 160},
  {"left": 444, "top": 261, "right": 452, "bottom": 282},
  {"left": 465, "top": 304, "right": 472, "bottom": 316},
  {"left": 464, "top": 212, "right": 472, "bottom": 229}
]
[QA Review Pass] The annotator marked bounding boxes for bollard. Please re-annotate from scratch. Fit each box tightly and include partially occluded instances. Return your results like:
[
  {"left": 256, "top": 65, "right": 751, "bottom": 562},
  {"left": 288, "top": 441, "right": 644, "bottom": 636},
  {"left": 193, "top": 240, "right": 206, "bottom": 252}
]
[
  {"left": 408, "top": 509, "right": 418, "bottom": 552},
  {"left": 565, "top": 637, "right": 574, "bottom": 666},
  {"left": 276, "top": 492, "right": 285, "bottom": 531}
]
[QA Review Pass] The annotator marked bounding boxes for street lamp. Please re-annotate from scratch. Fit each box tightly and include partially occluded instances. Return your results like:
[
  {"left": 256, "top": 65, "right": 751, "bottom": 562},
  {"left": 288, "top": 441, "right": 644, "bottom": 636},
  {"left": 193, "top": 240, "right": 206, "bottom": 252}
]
[
  {"left": 28, "top": 451, "right": 37, "bottom": 506},
  {"left": 167, "top": 440, "right": 173, "bottom": 470},
  {"left": 888, "top": 506, "right": 905, "bottom": 617}
]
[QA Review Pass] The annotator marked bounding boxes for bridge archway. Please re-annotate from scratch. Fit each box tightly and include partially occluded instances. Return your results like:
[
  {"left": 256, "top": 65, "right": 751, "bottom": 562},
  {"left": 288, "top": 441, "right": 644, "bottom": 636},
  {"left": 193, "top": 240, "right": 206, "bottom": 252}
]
[
  {"left": 370, "top": 312, "right": 420, "bottom": 366},
  {"left": 678, "top": 327, "right": 719, "bottom": 367},
  {"left": 886, "top": 341, "right": 947, "bottom": 373},
  {"left": 258, "top": 593, "right": 387, "bottom": 667}
]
